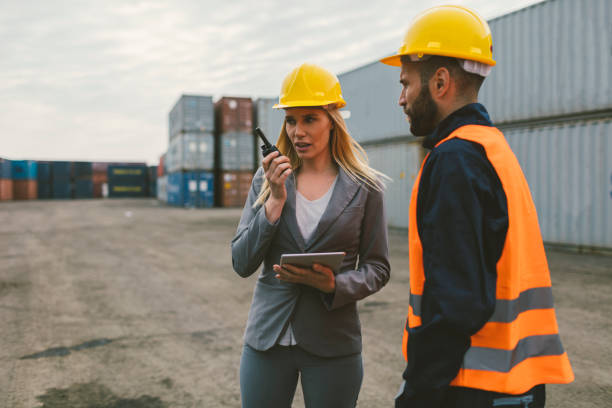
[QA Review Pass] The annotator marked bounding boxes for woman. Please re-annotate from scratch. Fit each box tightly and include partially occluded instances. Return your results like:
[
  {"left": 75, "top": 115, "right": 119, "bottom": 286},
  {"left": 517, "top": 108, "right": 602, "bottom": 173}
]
[{"left": 231, "top": 63, "right": 390, "bottom": 408}]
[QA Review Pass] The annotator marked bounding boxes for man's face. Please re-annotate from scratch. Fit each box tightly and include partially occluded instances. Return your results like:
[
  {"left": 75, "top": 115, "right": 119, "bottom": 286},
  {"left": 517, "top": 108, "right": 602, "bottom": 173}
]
[{"left": 398, "top": 62, "right": 438, "bottom": 136}]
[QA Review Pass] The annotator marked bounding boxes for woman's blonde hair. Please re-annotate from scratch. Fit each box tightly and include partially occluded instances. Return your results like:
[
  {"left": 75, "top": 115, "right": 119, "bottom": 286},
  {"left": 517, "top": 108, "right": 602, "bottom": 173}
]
[{"left": 254, "top": 107, "right": 388, "bottom": 207}]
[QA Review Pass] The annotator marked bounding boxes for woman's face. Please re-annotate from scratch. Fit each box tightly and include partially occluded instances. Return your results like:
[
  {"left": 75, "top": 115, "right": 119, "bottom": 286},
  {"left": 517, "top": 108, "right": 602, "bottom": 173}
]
[{"left": 284, "top": 107, "right": 333, "bottom": 161}]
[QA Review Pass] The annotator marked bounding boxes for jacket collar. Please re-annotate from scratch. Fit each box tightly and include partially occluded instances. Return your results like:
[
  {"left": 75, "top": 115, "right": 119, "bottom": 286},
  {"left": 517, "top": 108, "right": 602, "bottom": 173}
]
[
  {"left": 422, "top": 103, "right": 493, "bottom": 150},
  {"left": 284, "top": 165, "right": 361, "bottom": 251}
]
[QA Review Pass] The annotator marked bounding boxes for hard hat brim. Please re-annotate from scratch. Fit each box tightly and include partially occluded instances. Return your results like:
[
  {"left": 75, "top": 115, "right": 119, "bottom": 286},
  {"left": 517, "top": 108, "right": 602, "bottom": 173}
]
[
  {"left": 273, "top": 100, "right": 346, "bottom": 109},
  {"left": 380, "top": 54, "right": 402, "bottom": 67}
]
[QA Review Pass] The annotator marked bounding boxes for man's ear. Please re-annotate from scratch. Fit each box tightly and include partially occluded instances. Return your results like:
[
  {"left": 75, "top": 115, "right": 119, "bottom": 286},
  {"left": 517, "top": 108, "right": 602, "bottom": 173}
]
[{"left": 431, "top": 67, "right": 451, "bottom": 97}]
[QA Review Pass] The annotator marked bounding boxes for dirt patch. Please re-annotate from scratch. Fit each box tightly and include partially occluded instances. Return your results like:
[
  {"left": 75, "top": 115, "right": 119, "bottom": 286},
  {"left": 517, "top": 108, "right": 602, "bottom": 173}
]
[
  {"left": 36, "top": 382, "right": 166, "bottom": 408},
  {"left": 20, "top": 338, "right": 113, "bottom": 360}
]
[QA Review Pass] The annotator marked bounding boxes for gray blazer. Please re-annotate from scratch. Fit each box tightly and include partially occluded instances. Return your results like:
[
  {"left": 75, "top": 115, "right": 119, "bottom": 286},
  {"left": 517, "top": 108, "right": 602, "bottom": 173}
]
[{"left": 231, "top": 166, "right": 390, "bottom": 358}]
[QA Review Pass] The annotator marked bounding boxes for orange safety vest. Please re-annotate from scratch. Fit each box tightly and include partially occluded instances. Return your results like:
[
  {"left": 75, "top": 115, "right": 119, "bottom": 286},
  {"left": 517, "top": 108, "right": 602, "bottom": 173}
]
[{"left": 403, "top": 125, "right": 574, "bottom": 394}]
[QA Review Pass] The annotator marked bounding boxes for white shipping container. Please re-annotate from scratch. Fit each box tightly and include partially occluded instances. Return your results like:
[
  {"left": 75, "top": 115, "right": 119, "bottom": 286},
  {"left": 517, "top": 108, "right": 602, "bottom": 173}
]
[
  {"left": 255, "top": 97, "right": 286, "bottom": 167},
  {"left": 157, "top": 175, "right": 167, "bottom": 203},
  {"left": 166, "top": 132, "right": 215, "bottom": 172},
  {"left": 169, "top": 95, "right": 215, "bottom": 139},
  {"left": 481, "top": 0, "right": 611, "bottom": 124},
  {"left": 503, "top": 118, "right": 612, "bottom": 249},
  {"left": 218, "top": 132, "right": 255, "bottom": 171},
  {"left": 363, "top": 139, "right": 424, "bottom": 229}
]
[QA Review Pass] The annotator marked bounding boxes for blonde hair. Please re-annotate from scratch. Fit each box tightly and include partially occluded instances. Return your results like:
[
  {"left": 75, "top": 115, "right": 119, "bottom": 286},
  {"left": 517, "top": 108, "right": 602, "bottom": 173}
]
[{"left": 254, "top": 108, "right": 389, "bottom": 207}]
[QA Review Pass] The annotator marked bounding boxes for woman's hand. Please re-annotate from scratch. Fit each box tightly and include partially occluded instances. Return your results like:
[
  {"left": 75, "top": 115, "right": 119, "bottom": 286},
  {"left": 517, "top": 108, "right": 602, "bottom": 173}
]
[
  {"left": 262, "top": 151, "right": 291, "bottom": 222},
  {"left": 273, "top": 263, "right": 336, "bottom": 294}
]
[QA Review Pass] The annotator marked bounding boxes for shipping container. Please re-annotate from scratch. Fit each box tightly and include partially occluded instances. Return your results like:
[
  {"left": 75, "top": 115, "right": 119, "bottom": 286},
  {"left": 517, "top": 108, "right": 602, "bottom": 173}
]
[
  {"left": 157, "top": 154, "right": 166, "bottom": 177},
  {"left": 183, "top": 171, "right": 215, "bottom": 208},
  {"left": 165, "top": 171, "right": 214, "bottom": 208},
  {"left": 500, "top": 118, "right": 612, "bottom": 250},
  {"left": 72, "top": 162, "right": 93, "bottom": 179},
  {"left": 1, "top": 159, "right": 13, "bottom": 201},
  {"left": 13, "top": 180, "right": 37, "bottom": 200},
  {"left": 0, "top": 179, "right": 13, "bottom": 201},
  {"left": 254, "top": 97, "right": 285, "bottom": 167},
  {"left": 11, "top": 160, "right": 37, "bottom": 180},
  {"left": 157, "top": 175, "right": 167, "bottom": 203},
  {"left": 148, "top": 166, "right": 158, "bottom": 197},
  {"left": 217, "top": 170, "right": 253, "bottom": 207},
  {"left": 169, "top": 95, "right": 215, "bottom": 139},
  {"left": 362, "top": 139, "right": 425, "bottom": 229},
  {"left": 217, "top": 131, "right": 255, "bottom": 171},
  {"left": 166, "top": 172, "right": 183, "bottom": 206},
  {"left": 166, "top": 132, "right": 215, "bottom": 172},
  {"left": 215, "top": 97, "right": 253, "bottom": 133},
  {"left": 107, "top": 165, "right": 148, "bottom": 198},
  {"left": 0, "top": 158, "right": 11, "bottom": 179},
  {"left": 480, "top": 0, "right": 612, "bottom": 124},
  {"left": 37, "top": 161, "right": 52, "bottom": 199},
  {"left": 93, "top": 182, "right": 104, "bottom": 198},
  {"left": 51, "top": 161, "right": 72, "bottom": 199},
  {"left": 338, "top": 60, "right": 410, "bottom": 144},
  {"left": 74, "top": 179, "right": 93, "bottom": 199}
]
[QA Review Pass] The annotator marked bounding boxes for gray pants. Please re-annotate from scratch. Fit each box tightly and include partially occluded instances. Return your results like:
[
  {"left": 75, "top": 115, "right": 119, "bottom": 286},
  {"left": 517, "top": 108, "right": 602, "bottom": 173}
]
[{"left": 240, "top": 344, "right": 363, "bottom": 408}]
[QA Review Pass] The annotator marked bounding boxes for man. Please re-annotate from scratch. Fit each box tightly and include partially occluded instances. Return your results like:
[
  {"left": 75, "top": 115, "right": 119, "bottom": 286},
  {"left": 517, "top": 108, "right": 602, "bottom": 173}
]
[{"left": 380, "top": 5, "right": 574, "bottom": 408}]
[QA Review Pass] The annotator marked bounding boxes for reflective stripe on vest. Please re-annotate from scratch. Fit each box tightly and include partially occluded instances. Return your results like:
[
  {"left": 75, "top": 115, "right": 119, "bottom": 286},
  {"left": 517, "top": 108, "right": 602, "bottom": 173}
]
[{"left": 403, "top": 125, "right": 574, "bottom": 394}]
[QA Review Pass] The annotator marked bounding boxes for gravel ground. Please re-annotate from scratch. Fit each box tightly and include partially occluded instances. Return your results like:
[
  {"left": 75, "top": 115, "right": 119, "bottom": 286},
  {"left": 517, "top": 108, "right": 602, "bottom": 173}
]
[{"left": 0, "top": 199, "right": 610, "bottom": 407}]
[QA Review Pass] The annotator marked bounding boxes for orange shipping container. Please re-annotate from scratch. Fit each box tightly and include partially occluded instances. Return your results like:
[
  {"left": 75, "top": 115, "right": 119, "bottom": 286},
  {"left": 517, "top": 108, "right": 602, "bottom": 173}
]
[
  {"left": 215, "top": 97, "right": 253, "bottom": 133},
  {"left": 13, "top": 180, "right": 37, "bottom": 200},
  {"left": 217, "top": 170, "right": 253, "bottom": 207},
  {"left": 0, "top": 179, "right": 13, "bottom": 200}
]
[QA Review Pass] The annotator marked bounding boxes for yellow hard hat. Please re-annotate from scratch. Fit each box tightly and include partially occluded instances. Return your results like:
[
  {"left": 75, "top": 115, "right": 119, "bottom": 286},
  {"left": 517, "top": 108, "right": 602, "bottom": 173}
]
[
  {"left": 380, "top": 5, "right": 496, "bottom": 67},
  {"left": 273, "top": 63, "right": 346, "bottom": 109}
]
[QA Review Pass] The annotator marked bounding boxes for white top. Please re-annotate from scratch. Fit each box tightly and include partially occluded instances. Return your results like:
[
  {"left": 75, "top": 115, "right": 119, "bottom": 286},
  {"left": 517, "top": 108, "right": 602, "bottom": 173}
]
[{"left": 277, "top": 175, "right": 338, "bottom": 346}]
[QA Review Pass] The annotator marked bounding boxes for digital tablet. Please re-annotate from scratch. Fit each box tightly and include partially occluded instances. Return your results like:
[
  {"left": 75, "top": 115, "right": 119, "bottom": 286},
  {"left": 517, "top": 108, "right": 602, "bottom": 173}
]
[{"left": 280, "top": 252, "right": 346, "bottom": 274}]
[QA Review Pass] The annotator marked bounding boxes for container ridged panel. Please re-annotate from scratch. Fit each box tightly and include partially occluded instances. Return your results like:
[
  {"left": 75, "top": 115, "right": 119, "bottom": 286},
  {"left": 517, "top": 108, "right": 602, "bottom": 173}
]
[
  {"left": 503, "top": 118, "right": 612, "bottom": 249},
  {"left": 338, "top": 61, "right": 410, "bottom": 143},
  {"left": 363, "top": 141, "right": 424, "bottom": 229},
  {"left": 481, "top": 0, "right": 612, "bottom": 123},
  {"left": 169, "top": 95, "right": 214, "bottom": 139}
]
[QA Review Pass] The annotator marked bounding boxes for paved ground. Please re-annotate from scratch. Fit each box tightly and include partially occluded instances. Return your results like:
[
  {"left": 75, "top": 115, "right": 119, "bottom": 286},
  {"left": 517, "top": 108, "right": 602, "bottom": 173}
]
[{"left": 0, "top": 199, "right": 610, "bottom": 407}]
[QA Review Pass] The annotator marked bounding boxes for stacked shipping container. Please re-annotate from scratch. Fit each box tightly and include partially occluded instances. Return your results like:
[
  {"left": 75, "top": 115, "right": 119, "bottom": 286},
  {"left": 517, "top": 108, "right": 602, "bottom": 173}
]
[
  {"left": 11, "top": 160, "right": 38, "bottom": 200},
  {"left": 72, "top": 162, "right": 93, "bottom": 199},
  {"left": 333, "top": 0, "right": 612, "bottom": 250},
  {"left": 37, "top": 162, "right": 52, "bottom": 199},
  {"left": 214, "top": 97, "right": 254, "bottom": 207},
  {"left": 51, "top": 162, "right": 72, "bottom": 199},
  {"left": 166, "top": 95, "right": 216, "bottom": 207},
  {"left": 0, "top": 158, "right": 13, "bottom": 201},
  {"left": 107, "top": 165, "right": 148, "bottom": 198}
]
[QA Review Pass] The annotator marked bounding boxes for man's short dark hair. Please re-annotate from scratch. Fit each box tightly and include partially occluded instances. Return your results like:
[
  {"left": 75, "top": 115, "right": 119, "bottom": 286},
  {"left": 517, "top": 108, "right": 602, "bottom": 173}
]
[{"left": 401, "top": 55, "right": 485, "bottom": 93}]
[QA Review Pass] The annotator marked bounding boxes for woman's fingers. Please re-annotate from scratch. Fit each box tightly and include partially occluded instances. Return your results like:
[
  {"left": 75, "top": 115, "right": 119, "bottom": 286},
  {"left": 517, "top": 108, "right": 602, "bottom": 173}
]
[{"left": 261, "top": 151, "right": 280, "bottom": 170}]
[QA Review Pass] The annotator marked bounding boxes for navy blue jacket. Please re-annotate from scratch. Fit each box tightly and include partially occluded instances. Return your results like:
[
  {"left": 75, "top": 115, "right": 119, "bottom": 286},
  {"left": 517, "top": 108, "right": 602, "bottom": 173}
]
[{"left": 396, "top": 103, "right": 509, "bottom": 407}]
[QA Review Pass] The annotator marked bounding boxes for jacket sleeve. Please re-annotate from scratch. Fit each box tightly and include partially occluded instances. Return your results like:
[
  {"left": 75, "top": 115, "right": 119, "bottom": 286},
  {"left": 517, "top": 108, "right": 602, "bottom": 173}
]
[
  {"left": 323, "top": 184, "right": 391, "bottom": 310},
  {"left": 396, "top": 142, "right": 508, "bottom": 407},
  {"left": 231, "top": 167, "right": 281, "bottom": 278}
]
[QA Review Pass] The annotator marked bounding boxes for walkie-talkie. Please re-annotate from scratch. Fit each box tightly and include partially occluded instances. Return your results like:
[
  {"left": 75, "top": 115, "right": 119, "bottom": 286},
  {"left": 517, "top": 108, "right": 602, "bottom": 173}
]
[{"left": 255, "top": 127, "right": 279, "bottom": 157}]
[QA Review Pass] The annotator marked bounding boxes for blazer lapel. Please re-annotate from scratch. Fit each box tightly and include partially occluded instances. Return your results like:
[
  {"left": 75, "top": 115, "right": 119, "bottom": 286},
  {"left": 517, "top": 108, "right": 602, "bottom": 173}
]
[
  {"left": 305, "top": 167, "right": 360, "bottom": 251},
  {"left": 284, "top": 173, "right": 306, "bottom": 251}
]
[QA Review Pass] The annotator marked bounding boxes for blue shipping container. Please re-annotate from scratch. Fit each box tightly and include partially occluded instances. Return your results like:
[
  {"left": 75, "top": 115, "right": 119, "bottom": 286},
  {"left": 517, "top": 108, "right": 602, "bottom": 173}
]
[
  {"left": 0, "top": 159, "right": 11, "bottom": 179},
  {"left": 166, "top": 172, "right": 183, "bottom": 206},
  {"left": 11, "top": 160, "right": 37, "bottom": 180},
  {"left": 108, "top": 165, "right": 148, "bottom": 198},
  {"left": 51, "top": 161, "right": 72, "bottom": 182},
  {"left": 52, "top": 180, "right": 72, "bottom": 199},
  {"left": 72, "top": 162, "right": 93, "bottom": 179},
  {"left": 166, "top": 171, "right": 215, "bottom": 207},
  {"left": 37, "top": 162, "right": 52, "bottom": 199},
  {"left": 74, "top": 180, "right": 93, "bottom": 199}
]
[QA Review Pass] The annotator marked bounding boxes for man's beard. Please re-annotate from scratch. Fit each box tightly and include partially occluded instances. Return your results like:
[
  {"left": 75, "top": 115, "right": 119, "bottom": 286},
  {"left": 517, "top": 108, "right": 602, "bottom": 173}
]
[{"left": 404, "top": 84, "right": 438, "bottom": 136}]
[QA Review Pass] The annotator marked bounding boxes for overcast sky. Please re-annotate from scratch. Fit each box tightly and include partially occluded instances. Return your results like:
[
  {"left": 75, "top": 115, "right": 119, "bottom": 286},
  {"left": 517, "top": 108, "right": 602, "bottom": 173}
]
[{"left": 1, "top": 0, "right": 543, "bottom": 165}]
